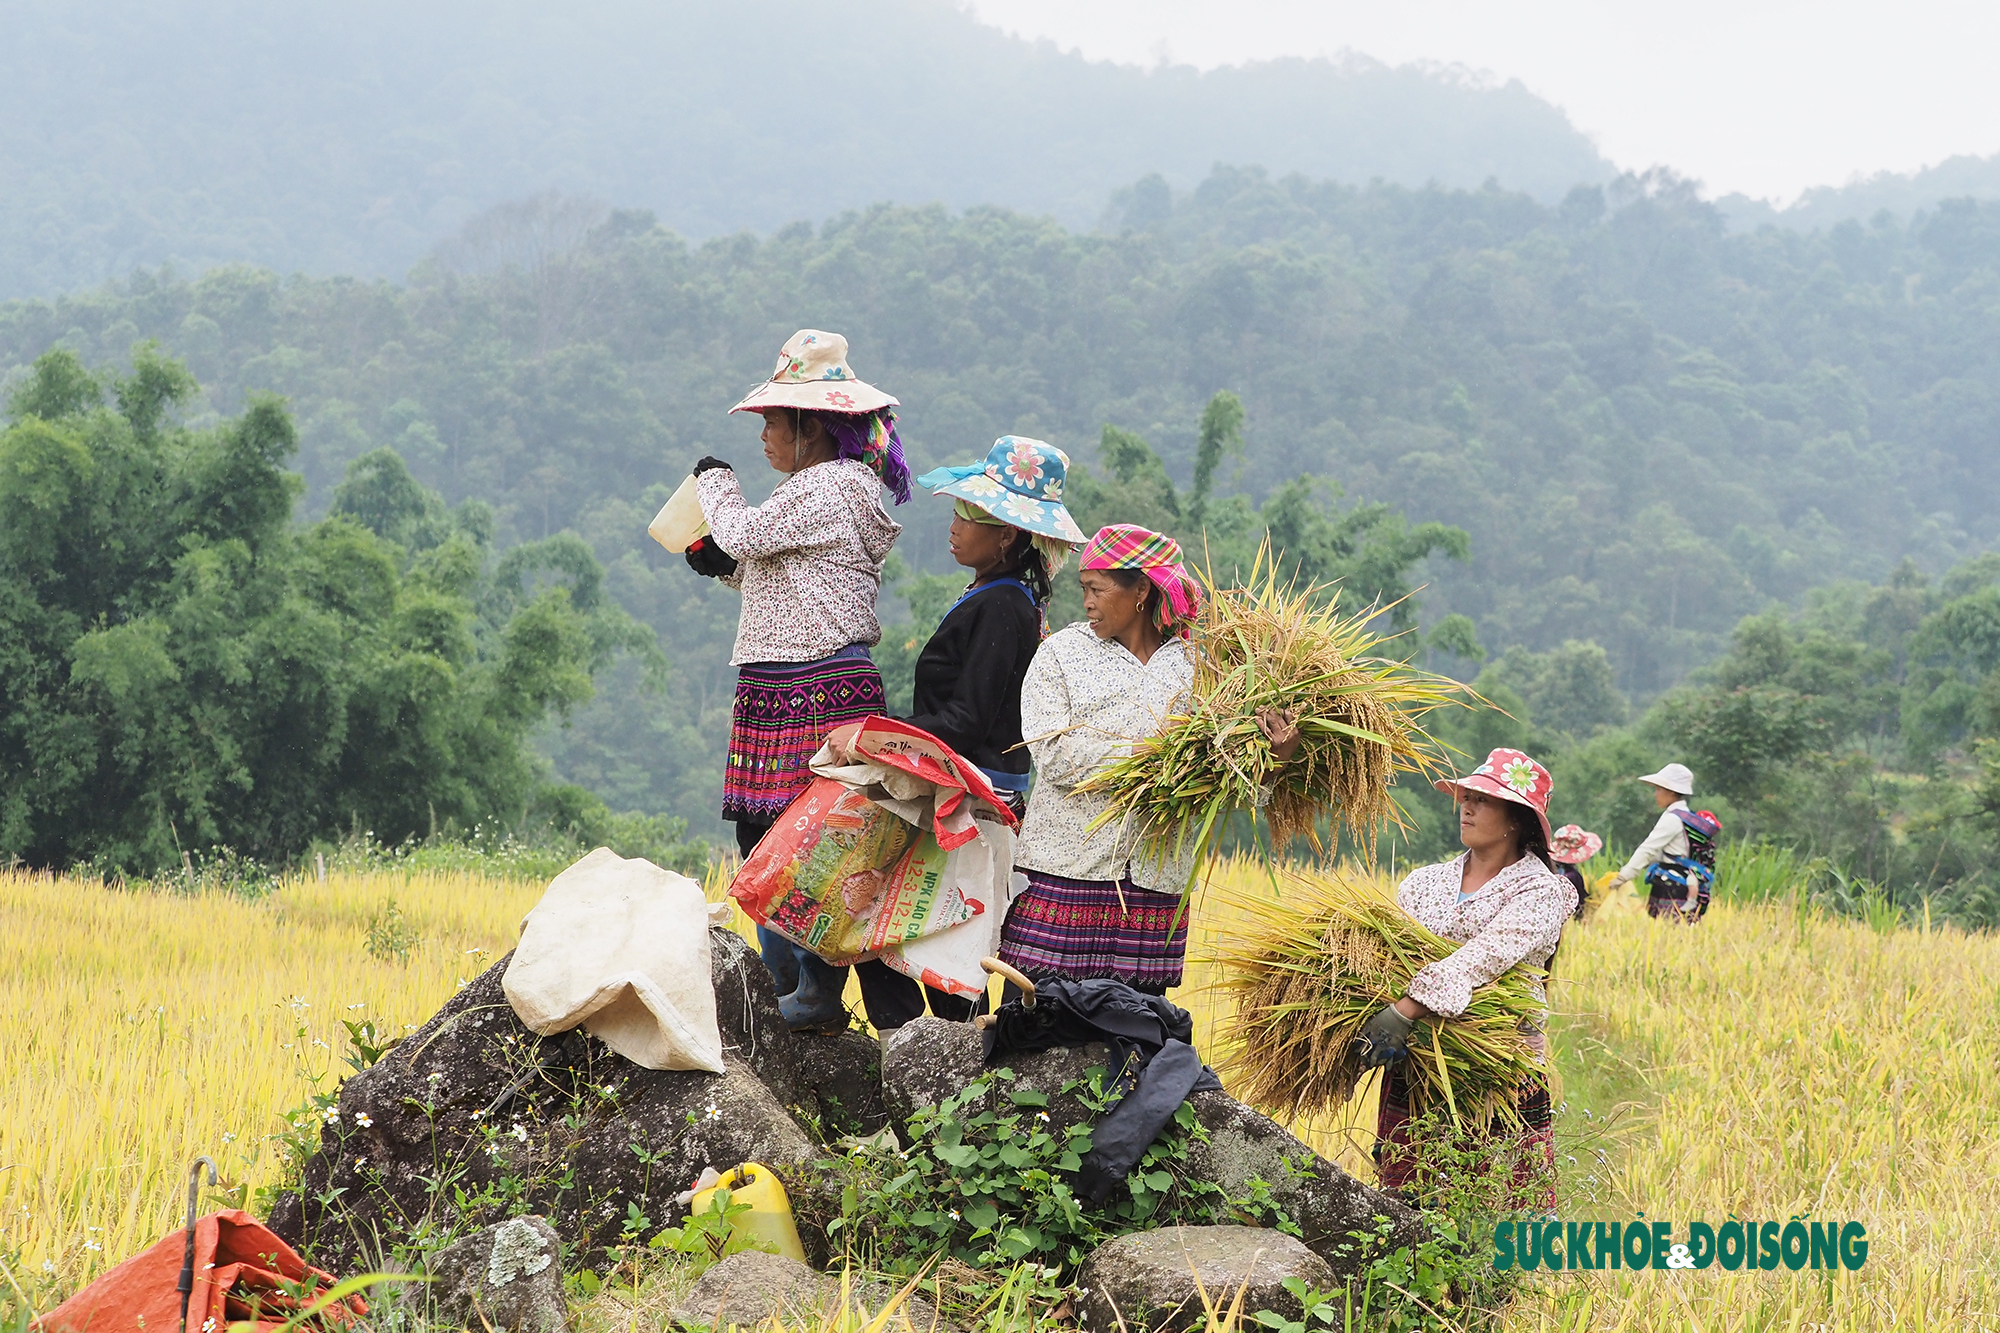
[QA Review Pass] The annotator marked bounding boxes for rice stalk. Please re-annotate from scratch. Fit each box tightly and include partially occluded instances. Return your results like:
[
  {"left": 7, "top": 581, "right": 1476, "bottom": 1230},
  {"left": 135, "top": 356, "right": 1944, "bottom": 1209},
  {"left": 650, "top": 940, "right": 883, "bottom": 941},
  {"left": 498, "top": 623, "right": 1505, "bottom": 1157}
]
[
  {"left": 1204, "top": 868, "right": 1544, "bottom": 1129},
  {"left": 1077, "top": 543, "right": 1468, "bottom": 877}
]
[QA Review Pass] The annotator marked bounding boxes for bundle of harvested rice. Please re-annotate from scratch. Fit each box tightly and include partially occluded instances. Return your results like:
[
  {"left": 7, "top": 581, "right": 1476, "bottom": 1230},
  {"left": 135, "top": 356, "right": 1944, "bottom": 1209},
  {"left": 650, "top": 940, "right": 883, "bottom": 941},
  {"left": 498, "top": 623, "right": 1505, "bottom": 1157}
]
[
  {"left": 1207, "top": 869, "right": 1544, "bottom": 1129},
  {"left": 1077, "top": 545, "right": 1465, "bottom": 875}
]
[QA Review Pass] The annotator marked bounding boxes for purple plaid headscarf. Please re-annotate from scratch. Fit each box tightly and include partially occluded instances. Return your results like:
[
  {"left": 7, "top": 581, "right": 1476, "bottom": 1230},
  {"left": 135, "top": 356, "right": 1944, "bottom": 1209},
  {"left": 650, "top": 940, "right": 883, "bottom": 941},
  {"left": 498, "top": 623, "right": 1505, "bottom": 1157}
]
[{"left": 817, "top": 408, "right": 912, "bottom": 505}]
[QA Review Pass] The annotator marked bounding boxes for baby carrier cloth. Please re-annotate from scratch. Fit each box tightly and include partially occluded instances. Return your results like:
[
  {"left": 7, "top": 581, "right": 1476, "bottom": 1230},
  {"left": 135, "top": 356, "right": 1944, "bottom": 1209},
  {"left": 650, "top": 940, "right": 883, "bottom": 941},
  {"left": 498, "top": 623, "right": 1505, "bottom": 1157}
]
[{"left": 1645, "top": 808, "right": 1722, "bottom": 920}]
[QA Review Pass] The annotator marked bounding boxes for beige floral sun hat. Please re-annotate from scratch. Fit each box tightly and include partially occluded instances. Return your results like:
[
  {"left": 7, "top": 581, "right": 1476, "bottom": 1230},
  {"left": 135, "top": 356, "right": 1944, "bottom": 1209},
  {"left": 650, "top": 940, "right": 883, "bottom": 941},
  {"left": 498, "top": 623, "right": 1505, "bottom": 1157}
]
[{"left": 728, "top": 329, "right": 899, "bottom": 416}]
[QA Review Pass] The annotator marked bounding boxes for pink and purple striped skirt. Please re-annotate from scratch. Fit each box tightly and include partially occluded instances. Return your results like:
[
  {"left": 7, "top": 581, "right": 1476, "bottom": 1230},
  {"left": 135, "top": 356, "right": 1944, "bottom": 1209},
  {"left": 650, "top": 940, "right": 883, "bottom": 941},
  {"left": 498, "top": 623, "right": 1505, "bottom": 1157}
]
[
  {"left": 722, "top": 648, "right": 886, "bottom": 824},
  {"left": 996, "top": 869, "right": 1190, "bottom": 992}
]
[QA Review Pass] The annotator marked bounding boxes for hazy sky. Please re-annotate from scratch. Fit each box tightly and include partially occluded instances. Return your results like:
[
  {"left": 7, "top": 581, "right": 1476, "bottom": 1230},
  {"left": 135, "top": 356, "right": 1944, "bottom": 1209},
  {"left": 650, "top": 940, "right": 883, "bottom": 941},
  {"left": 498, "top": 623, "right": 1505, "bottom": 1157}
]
[{"left": 968, "top": 0, "right": 2000, "bottom": 204}]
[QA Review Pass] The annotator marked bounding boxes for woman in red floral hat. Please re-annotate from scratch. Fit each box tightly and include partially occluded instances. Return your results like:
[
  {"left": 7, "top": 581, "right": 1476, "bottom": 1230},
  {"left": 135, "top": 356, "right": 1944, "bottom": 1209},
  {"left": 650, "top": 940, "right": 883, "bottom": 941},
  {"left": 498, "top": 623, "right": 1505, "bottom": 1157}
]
[
  {"left": 1354, "top": 747, "right": 1579, "bottom": 1205},
  {"left": 1548, "top": 823, "right": 1604, "bottom": 920}
]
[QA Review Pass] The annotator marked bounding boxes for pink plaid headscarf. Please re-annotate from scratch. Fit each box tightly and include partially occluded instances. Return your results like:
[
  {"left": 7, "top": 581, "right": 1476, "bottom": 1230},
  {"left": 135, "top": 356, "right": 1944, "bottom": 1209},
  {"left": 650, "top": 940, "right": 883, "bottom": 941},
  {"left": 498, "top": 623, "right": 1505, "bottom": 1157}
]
[{"left": 1080, "top": 524, "right": 1204, "bottom": 638}]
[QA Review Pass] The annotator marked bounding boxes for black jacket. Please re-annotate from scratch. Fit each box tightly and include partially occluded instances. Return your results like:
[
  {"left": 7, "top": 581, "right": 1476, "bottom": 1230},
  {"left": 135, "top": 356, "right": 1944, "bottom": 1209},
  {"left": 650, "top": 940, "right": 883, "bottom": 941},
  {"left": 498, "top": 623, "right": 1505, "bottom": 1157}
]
[
  {"left": 904, "top": 581, "right": 1039, "bottom": 776},
  {"left": 980, "top": 978, "right": 1223, "bottom": 1204}
]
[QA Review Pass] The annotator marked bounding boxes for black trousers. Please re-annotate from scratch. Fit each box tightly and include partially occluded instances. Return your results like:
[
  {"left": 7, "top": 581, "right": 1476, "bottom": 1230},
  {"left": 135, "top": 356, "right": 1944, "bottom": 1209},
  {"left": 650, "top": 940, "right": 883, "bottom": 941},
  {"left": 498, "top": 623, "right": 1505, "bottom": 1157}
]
[{"left": 855, "top": 959, "right": 983, "bottom": 1030}]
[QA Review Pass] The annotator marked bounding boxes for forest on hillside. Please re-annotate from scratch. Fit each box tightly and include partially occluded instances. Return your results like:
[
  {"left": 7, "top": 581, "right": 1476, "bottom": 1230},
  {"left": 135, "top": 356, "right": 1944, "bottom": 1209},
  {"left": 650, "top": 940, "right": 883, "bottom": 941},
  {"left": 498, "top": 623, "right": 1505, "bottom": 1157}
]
[
  {"left": 0, "top": 0, "right": 1610, "bottom": 299},
  {"left": 8, "top": 166, "right": 2000, "bottom": 920}
]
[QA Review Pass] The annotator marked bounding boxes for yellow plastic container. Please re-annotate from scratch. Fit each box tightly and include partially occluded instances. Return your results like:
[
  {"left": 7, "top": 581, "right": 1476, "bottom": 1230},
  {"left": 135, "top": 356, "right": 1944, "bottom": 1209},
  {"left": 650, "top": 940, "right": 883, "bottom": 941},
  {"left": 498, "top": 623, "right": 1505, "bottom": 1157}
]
[
  {"left": 647, "top": 474, "right": 711, "bottom": 553},
  {"left": 689, "top": 1161, "right": 806, "bottom": 1262}
]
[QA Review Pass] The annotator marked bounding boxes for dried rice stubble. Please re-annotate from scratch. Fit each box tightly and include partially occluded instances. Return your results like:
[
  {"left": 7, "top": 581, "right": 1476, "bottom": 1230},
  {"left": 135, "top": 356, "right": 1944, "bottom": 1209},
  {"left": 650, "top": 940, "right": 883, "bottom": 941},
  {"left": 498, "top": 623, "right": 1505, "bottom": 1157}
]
[
  {"left": 1207, "top": 869, "right": 1546, "bottom": 1131},
  {"left": 1078, "top": 546, "right": 1469, "bottom": 880}
]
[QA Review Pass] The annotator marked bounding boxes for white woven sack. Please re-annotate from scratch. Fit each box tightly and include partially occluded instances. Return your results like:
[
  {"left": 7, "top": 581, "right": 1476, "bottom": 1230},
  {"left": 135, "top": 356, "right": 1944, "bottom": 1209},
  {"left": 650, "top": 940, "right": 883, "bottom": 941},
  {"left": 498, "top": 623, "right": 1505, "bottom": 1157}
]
[{"left": 503, "top": 847, "right": 726, "bottom": 1072}]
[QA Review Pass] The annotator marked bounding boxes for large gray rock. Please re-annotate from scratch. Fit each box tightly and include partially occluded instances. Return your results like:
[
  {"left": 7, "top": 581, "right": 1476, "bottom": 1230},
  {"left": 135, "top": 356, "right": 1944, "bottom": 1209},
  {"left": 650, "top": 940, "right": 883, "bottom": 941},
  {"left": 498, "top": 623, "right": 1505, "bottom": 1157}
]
[
  {"left": 878, "top": 1018, "right": 1423, "bottom": 1272},
  {"left": 880, "top": 1017, "right": 1105, "bottom": 1137},
  {"left": 273, "top": 941, "right": 821, "bottom": 1272},
  {"left": 673, "top": 1252, "right": 948, "bottom": 1330},
  {"left": 707, "top": 929, "right": 813, "bottom": 1116},
  {"left": 673, "top": 1251, "right": 823, "bottom": 1328},
  {"left": 1079, "top": 1226, "right": 1335, "bottom": 1333},
  {"left": 1184, "top": 1090, "right": 1425, "bottom": 1262},
  {"left": 425, "top": 1216, "right": 568, "bottom": 1333},
  {"left": 792, "top": 1029, "right": 889, "bottom": 1137}
]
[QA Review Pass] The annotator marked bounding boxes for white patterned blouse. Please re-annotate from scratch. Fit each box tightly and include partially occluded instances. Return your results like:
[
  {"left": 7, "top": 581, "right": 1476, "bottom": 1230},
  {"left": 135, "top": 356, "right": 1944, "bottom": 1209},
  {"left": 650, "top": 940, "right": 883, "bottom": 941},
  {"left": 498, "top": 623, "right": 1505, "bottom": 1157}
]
[
  {"left": 1015, "top": 623, "right": 1196, "bottom": 892},
  {"left": 1396, "top": 852, "right": 1578, "bottom": 1047},
  {"left": 696, "top": 458, "right": 901, "bottom": 666}
]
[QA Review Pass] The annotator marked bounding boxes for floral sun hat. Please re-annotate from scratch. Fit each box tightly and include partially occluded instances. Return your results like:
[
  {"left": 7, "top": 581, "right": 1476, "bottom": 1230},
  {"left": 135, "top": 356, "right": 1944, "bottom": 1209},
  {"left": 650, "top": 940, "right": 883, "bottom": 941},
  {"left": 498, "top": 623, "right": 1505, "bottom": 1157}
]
[
  {"left": 1435, "top": 746, "right": 1555, "bottom": 845},
  {"left": 914, "top": 437, "right": 1086, "bottom": 543},
  {"left": 729, "top": 329, "right": 899, "bottom": 416},
  {"left": 1548, "top": 824, "right": 1604, "bottom": 865}
]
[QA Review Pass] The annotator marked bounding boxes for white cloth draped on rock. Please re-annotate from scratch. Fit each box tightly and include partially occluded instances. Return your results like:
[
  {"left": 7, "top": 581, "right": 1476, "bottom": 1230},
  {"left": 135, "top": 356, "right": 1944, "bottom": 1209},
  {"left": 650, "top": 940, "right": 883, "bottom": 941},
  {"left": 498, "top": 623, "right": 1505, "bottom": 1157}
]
[{"left": 503, "top": 848, "right": 731, "bottom": 1072}]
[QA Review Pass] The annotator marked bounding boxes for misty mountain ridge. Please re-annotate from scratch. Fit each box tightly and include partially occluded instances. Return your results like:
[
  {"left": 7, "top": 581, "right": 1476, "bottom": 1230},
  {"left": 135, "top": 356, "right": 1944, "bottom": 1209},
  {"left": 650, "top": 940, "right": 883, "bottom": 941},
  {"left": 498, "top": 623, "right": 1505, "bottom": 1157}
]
[
  {"left": 0, "top": 0, "right": 1614, "bottom": 300},
  {"left": 1717, "top": 151, "right": 2000, "bottom": 233}
]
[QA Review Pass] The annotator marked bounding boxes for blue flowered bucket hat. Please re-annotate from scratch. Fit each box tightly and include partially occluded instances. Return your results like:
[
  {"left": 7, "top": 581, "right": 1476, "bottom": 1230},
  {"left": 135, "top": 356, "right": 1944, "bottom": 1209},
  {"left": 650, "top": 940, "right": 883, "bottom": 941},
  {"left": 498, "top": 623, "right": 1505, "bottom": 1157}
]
[{"left": 915, "top": 436, "right": 1086, "bottom": 543}]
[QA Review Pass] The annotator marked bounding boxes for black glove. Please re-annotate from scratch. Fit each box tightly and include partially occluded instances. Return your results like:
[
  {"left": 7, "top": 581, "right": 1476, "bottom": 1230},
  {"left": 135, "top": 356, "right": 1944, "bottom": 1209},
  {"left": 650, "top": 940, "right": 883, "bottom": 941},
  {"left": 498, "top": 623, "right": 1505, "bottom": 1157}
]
[
  {"left": 684, "top": 536, "right": 739, "bottom": 579},
  {"left": 692, "top": 455, "right": 732, "bottom": 475},
  {"left": 1355, "top": 1003, "right": 1416, "bottom": 1069}
]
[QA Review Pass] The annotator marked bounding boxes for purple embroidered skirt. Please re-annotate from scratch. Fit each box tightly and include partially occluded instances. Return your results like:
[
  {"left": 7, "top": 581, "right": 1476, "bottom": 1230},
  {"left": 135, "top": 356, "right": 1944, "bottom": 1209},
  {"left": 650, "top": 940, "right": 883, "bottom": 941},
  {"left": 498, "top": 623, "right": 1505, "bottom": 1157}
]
[
  {"left": 997, "top": 869, "right": 1190, "bottom": 990},
  {"left": 722, "top": 647, "right": 886, "bottom": 824}
]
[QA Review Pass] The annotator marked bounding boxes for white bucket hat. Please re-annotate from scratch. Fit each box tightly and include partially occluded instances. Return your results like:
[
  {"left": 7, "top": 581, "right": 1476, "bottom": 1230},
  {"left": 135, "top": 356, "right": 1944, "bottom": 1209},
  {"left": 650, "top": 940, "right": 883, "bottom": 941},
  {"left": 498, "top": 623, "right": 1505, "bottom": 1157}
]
[
  {"left": 728, "top": 329, "right": 898, "bottom": 416},
  {"left": 1637, "top": 762, "right": 1695, "bottom": 795}
]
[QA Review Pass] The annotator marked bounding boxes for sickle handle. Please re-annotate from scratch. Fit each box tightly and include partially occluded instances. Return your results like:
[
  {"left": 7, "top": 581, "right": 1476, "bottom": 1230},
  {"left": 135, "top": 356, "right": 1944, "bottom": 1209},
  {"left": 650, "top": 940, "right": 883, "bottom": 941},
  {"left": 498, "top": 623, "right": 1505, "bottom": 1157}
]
[{"left": 179, "top": 1156, "right": 218, "bottom": 1333}]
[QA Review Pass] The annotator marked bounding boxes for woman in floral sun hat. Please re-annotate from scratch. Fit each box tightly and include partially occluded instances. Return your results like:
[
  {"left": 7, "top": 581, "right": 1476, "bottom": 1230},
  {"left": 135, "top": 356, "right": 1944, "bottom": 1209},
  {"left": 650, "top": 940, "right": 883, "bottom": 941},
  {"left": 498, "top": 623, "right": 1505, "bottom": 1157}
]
[
  {"left": 1548, "top": 823, "right": 1603, "bottom": 920},
  {"left": 1353, "top": 746, "right": 1578, "bottom": 1206},
  {"left": 682, "top": 328, "right": 910, "bottom": 1032},
  {"left": 850, "top": 436, "right": 1084, "bottom": 1032}
]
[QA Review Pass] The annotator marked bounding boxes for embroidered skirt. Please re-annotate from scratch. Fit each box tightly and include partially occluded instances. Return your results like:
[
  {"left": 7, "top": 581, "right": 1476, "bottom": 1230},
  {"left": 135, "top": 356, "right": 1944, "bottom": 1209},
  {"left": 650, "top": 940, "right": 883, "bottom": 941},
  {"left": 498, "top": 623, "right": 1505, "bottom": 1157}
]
[
  {"left": 722, "top": 648, "right": 886, "bottom": 824},
  {"left": 1373, "top": 1063, "right": 1555, "bottom": 1209},
  {"left": 996, "top": 869, "right": 1190, "bottom": 991}
]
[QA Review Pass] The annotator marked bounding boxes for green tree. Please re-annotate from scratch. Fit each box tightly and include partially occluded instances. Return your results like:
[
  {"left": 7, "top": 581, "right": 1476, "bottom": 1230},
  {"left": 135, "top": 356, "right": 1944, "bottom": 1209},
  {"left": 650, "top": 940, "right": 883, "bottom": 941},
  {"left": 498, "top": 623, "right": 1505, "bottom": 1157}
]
[{"left": 0, "top": 346, "right": 656, "bottom": 871}]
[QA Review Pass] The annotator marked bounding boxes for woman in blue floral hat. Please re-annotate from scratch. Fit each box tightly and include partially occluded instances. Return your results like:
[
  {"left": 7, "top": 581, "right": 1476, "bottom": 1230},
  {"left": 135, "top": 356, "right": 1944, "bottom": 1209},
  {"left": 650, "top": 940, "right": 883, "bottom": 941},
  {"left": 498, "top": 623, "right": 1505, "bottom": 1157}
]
[{"left": 853, "top": 436, "right": 1085, "bottom": 1031}]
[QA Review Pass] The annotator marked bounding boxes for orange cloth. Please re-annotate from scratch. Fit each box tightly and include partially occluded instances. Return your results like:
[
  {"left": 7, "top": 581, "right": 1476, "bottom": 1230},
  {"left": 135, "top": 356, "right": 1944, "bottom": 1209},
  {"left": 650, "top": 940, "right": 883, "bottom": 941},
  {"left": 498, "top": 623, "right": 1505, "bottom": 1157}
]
[{"left": 36, "top": 1210, "right": 364, "bottom": 1333}]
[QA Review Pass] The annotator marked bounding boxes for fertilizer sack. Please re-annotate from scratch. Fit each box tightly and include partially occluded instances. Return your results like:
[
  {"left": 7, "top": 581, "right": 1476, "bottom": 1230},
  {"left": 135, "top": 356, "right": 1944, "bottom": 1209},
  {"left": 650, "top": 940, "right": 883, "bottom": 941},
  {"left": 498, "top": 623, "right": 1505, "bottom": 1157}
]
[{"left": 729, "top": 717, "right": 1019, "bottom": 968}]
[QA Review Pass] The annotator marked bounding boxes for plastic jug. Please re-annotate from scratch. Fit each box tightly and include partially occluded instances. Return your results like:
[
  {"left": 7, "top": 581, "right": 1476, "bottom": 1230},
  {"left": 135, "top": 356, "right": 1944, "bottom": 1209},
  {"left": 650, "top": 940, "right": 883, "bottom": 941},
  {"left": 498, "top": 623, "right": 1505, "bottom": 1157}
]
[
  {"left": 648, "top": 474, "right": 710, "bottom": 553},
  {"left": 688, "top": 1161, "right": 806, "bottom": 1262}
]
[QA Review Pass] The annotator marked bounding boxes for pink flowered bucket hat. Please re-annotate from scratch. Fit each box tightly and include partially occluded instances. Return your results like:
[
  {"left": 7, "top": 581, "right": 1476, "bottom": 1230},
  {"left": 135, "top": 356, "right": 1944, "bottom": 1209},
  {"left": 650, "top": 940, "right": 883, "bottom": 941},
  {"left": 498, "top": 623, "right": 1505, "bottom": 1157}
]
[
  {"left": 914, "top": 437, "right": 1086, "bottom": 543},
  {"left": 1436, "top": 747, "right": 1554, "bottom": 845},
  {"left": 1549, "top": 824, "right": 1603, "bottom": 865},
  {"left": 729, "top": 329, "right": 899, "bottom": 416}
]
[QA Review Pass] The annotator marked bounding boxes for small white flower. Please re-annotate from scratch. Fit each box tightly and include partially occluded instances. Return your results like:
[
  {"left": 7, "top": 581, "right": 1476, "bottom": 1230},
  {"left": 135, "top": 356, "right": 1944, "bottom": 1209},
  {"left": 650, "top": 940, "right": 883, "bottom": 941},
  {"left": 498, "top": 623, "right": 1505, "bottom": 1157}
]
[
  {"left": 354, "top": 1113, "right": 374, "bottom": 1129},
  {"left": 471, "top": 1108, "right": 486, "bottom": 1120},
  {"left": 323, "top": 1108, "right": 340, "bottom": 1125},
  {"left": 346, "top": 1003, "right": 365, "bottom": 1011},
  {"left": 312, "top": 1038, "right": 329, "bottom": 1049},
  {"left": 947, "top": 1210, "right": 960, "bottom": 1220},
  {"left": 428, "top": 1071, "right": 444, "bottom": 1083},
  {"left": 84, "top": 1242, "right": 102, "bottom": 1252},
  {"left": 42, "top": 1261, "right": 54, "bottom": 1273},
  {"left": 704, "top": 1104, "right": 721, "bottom": 1121},
  {"left": 220, "top": 1132, "right": 236, "bottom": 1145},
  {"left": 509, "top": 1123, "right": 528, "bottom": 1142}
]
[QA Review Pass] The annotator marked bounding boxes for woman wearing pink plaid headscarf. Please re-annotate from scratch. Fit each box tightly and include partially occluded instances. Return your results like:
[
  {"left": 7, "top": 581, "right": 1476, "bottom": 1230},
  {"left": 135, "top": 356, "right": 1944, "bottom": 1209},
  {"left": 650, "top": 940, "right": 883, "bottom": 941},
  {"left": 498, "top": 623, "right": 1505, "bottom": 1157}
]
[{"left": 997, "top": 524, "right": 1236, "bottom": 992}]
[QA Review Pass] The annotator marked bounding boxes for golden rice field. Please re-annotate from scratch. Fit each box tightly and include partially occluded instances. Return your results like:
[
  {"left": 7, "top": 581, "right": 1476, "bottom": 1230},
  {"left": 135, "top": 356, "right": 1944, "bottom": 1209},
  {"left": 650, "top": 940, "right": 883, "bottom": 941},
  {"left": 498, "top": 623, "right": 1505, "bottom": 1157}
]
[{"left": 2, "top": 861, "right": 1997, "bottom": 1330}]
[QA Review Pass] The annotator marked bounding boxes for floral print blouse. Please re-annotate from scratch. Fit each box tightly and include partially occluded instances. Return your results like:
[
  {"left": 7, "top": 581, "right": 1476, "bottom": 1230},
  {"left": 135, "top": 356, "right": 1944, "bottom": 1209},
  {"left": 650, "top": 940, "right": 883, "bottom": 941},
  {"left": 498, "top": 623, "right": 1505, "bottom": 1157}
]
[
  {"left": 1016, "top": 623, "right": 1195, "bottom": 891},
  {"left": 1396, "top": 853, "right": 1577, "bottom": 1040},
  {"left": 697, "top": 459, "right": 901, "bottom": 665}
]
